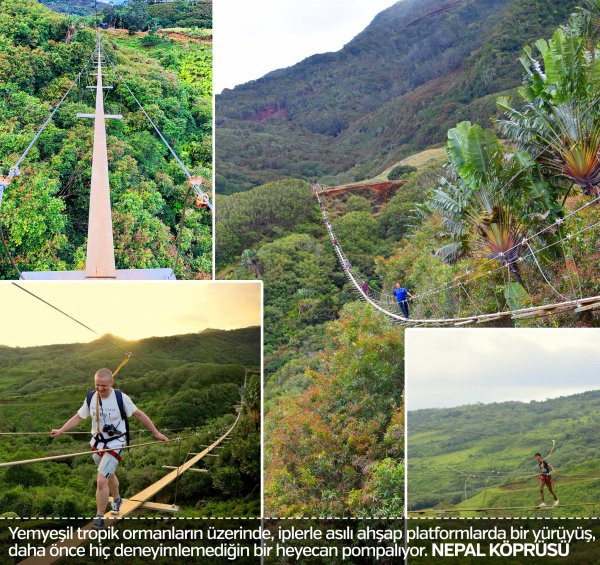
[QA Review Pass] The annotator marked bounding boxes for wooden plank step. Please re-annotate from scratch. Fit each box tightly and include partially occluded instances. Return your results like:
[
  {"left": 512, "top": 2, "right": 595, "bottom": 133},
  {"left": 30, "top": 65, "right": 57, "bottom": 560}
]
[
  {"left": 108, "top": 497, "right": 179, "bottom": 514},
  {"left": 76, "top": 113, "right": 122, "bottom": 120},
  {"left": 140, "top": 501, "right": 180, "bottom": 513},
  {"left": 575, "top": 302, "right": 600, "bottom": 313},
  {"left": 162, "top": 465, "right": 208, "bottom": 473},
  {"left": 453, "top": 319, "right": 476, "bottom": 326}
]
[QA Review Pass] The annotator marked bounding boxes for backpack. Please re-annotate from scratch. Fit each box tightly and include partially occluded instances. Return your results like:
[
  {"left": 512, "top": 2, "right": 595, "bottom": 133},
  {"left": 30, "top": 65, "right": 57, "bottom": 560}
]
[{"left": 86, "top": 389, "right": 130, "bottom": 446}]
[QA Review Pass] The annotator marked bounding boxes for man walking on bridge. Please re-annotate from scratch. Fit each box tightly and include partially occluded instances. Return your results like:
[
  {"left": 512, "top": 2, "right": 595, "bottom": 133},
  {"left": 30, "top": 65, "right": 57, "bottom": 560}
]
[
  {"left": 393, "top": 283, "right": 413, "bottom": 318},
  {"left": 535, "top": 453, "right": 559, "bottom": 507},
  {"left": 51, "top": 368, "right": 169, "bottom": 528}
]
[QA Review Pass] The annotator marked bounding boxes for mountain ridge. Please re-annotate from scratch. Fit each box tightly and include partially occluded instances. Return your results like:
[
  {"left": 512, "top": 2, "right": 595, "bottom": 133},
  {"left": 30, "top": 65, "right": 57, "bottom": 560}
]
[{"left": 216, "top": 0, "right": 579, "bottom": 193}]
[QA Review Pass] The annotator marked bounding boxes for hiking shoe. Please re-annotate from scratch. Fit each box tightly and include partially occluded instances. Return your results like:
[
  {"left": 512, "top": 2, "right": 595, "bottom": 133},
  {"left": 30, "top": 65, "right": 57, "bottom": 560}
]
[
  {"left": 536, "top": 501, "right": 547, "bottom": 508},
  {"left": 111, "top": 497, "right": 123, "bottom": 515},
  {"left": 92, "top": 515, "right": 105, "bottom": 529},
  {"left": 553, "top": 499, "right": 559, "bottom": 507}
]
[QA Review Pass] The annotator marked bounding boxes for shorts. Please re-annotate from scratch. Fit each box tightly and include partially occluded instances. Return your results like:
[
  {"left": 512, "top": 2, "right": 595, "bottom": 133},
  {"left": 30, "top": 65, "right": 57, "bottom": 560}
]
[
  {"left": 539, "top": 474, "right": 554, "bottom": 488},
  {"left": 92, "top": 448, "right": 123, "bottom": 479}
]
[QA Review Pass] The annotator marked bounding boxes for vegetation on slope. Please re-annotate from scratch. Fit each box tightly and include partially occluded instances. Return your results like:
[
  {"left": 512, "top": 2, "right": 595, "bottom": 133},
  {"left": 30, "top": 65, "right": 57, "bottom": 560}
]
[
  {"left": 217, "top": 1, "right": 600, "bottom": 516},
  {"left": 408, "top": 391, "right": 600, "bottom": 516},
  {"left": 0, "top": 0, "right": 212, "bottom": 278},
  {"left": 40, "top": 0, "right": 212, "bottom": 31},
  {"left": 0, "top": 328, "right": 260, "bottom": 518},
  {"left": 216, "top": 0, "right": 578, "bottom": 194}
]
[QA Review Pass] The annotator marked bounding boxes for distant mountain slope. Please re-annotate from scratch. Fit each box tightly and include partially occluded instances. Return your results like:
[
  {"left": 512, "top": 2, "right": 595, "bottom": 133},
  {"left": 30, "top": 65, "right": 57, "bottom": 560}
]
[
  {"left": 408, "top": 390, "right": 600, "bottom": 515},
  {"left": 40, "top": 0, "right": 109, "bottom": 16},
  {"left": 216, "top": 0, "right": 578, "bottom": 193},
  {"left": 0, "top": 326, "right": 260, "bottom": 397}
]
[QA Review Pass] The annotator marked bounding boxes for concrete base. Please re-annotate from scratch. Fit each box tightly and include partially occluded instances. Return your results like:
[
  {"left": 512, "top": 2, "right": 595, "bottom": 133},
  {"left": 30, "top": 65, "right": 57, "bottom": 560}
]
[{"left": 20, "top": 269, "right": 176, "bottom": 280}]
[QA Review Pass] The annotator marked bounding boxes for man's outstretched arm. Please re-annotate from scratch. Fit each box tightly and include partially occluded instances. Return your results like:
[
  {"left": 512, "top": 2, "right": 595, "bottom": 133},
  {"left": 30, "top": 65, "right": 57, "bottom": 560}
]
[
  {"left": 132, "top": 410, "right": 169, "bottom": 443},
  {"left": 51, "top": 414, "right": 84, "bottom": 437}
]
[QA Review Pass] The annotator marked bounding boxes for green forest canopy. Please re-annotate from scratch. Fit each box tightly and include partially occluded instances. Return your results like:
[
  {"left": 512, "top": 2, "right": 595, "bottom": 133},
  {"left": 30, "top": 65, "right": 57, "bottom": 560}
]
[{"left": 0, "top": 0, "right": 212, "bottom": 278}]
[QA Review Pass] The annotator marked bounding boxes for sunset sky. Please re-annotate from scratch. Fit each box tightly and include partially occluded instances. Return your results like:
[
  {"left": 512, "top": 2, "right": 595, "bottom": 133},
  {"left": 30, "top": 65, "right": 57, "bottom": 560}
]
[{"left": 0, "top": 282, "right": 261, "bottom": 347}]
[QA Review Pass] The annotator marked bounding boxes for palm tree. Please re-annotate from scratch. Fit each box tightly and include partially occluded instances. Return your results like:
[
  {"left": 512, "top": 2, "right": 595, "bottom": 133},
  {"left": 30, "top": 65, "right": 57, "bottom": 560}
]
[
  {"left": 429, "top": 122, "right": 540, "bottom": 285},
  {"left": 496, "top": 29, "right": 600, "bottom": 199}
]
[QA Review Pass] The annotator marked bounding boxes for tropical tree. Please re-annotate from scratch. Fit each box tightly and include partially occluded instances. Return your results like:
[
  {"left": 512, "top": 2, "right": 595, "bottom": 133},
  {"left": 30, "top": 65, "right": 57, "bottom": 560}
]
[
  {"left": 240, "top": 248, "right": 261, "bottom": 278},
  {"left": 497, "top": 28, "right": 600, "bottom": 199},
  {"left": 428, "top": 122, "right": 547, "bottom": 284}
]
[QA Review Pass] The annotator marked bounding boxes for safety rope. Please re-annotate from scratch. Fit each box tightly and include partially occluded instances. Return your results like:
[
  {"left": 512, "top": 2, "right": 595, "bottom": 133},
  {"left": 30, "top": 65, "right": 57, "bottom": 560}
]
[
  {"left": 100, "top": 45, "right": 213, "bottom": 211},
  {"left": 11, "top": 283, "right": 158, "bottom": 371},
  {"left": 317, "top": 182, "right": 600, "bottom": 324},
  {"left": 0, "top": 440, "right": 168, "bottom": 468},
  {"left": 7, "top": 54, "right": 94, "bottom": 183},
  {"left": 112, "top": 353, "right": 132, "bottom": 377}
]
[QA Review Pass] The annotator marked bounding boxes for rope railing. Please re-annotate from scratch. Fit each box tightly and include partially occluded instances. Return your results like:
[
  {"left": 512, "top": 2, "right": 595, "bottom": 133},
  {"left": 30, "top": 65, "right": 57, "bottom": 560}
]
[
  {"left": 314, "top": 188, "right": 600, "bottom": 326},
  {"left": 100, "top": 45, "right": 213, "bottom": 212},
  {"left": 0, "top": 51, "right": 95, "bottom": 207}
]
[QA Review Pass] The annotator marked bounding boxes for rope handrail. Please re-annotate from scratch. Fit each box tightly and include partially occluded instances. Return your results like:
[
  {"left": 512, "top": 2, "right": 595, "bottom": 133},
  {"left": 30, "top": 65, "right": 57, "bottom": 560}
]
[
  {"left": 314, "top": 189, "right": 600, "bottom": 326},
  {"left": 11, "top": 283, "right": 159, "bottom": 371},
  {"left": 409, "top": 502, "right": 600, "bottom": 513},
  {"left": 0, "top": 51, "right": 95, "bottom": 196},
  {"left": 100, "top": 44, "right": 213, "bottom": 211},
  {"left": 0, "top": 439, "right": 167, "bottom": 468}
]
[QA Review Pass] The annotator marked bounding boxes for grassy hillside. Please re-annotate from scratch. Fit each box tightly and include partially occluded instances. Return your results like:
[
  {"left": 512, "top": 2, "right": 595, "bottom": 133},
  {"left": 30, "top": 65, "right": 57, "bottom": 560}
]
[
  {"left": 0, "top": 327, "right": 260, "bottom": 518},
  {"left": 408, "top": 391, "right": 600, "bottom": 516},
  {"left": 216, "top": 0, "right": 578, "bottom": 193},
  {"left": 0, "top": 0, "right": 212, "bottom": 278},
  {"left": 40, "top": 0, "right": 212, "bottom": 30}
]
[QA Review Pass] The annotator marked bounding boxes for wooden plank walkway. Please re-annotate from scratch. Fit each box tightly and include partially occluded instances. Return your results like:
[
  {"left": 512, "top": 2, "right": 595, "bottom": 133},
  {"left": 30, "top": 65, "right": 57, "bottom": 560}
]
[
  {"left": 85, "top": 34, "right": 116, "bottom": 279},
  {"left": 19, "top": 413, "right": 240, "bottom": 565}
]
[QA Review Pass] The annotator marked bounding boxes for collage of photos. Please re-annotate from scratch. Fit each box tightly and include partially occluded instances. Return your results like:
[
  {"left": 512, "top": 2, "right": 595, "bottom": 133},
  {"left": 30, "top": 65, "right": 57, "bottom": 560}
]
[{"left": 1, "top": 0, "right": 600, "bottom": 562}]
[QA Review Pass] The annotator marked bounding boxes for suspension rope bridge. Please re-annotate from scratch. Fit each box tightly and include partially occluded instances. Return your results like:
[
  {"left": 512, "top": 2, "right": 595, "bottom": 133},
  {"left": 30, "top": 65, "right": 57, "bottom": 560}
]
[
  {"left": 16, "top": 414, "right": 241, "bottom": 565},
  {"left": 313, "top": 185, "right": 600, "bottom": 326},
  {"left": 0, "top": 29, "right": 212, "bottom": 280}
]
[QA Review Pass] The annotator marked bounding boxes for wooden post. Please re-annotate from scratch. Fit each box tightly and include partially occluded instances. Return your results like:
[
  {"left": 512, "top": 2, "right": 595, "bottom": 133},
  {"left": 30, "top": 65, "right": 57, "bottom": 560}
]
[{"left": 85, "top": 32, "right": 116, "bottom": 278}]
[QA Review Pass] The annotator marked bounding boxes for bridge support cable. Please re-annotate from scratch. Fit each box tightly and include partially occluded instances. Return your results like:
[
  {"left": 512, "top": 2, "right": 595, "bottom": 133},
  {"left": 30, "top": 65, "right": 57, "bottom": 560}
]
[
  {"left": 17, "top": 413, "right": 242, "bottom": 565},
  {"left": 11, "top": 282, "right": 159, "bottom": 371},
  {"left": 313, "top": 188, "right": 600, "bottom": 326},
  {"left": 0, "top": 53, "right": 95, "bottom": 208},
  {"left": 100, "top": 47, "right": 213, "bottom": 211}
]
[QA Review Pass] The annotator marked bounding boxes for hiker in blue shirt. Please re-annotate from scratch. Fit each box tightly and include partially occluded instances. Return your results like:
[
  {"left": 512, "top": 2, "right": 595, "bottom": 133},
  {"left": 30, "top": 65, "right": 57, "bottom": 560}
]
[{"left": 393, "top": 283, "right": 413, "bottom": 318}]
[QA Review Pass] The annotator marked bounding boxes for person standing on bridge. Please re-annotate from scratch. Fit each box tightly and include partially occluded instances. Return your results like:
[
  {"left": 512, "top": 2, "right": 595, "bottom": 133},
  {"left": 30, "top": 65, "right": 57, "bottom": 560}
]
[
  {"left": 535, "top": 453, "right": 559, "bottom": 507},
  {"left": 393, "top": 283, "right": 413, "bottom": 318},
  {"left": 51, "top": 368, "right": 169, "bottom": 528},
  {"left": 361, "top": 280, "right": 370, "bottom": 297}
]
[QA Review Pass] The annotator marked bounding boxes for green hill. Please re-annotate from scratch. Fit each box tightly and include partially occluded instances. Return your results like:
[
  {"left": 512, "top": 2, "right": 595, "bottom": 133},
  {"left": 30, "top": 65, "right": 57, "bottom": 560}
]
[
  {"left": 40, "top": 0, "right": 212, "bottom": 30},
  {"left": 218, "top": 0, "right": 600, "bottom": 518},
  {"left": 408, "top": 391, "right": 600, "bottom": 516},
  {"left": 0, "top": 326, "right": 260, "bottom": 518},
  {"left": 216, "top": 0, "right": 578, "bottom": 194}
]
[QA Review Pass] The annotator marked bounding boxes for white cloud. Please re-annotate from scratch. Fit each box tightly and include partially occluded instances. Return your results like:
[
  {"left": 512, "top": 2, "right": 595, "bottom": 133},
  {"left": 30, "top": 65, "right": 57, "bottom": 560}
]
[{"left": 406, "top": 328, "right": 600, "bottom": 409}]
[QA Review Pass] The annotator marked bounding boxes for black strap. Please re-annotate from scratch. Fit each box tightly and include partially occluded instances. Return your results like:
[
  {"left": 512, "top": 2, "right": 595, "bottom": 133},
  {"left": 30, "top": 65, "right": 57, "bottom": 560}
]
[
  {"left": 114, "top": 389, "right": 130, "bottom": 447},
  {"left": 86, "top": 389, "right": 129, "bottom": 446}
]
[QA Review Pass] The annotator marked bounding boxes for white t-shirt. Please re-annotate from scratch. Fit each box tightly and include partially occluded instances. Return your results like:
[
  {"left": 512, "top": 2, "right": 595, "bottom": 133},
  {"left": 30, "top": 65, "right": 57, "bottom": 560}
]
[{"left": 78, "top": 389, "right": 137, "bottom": 448}]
